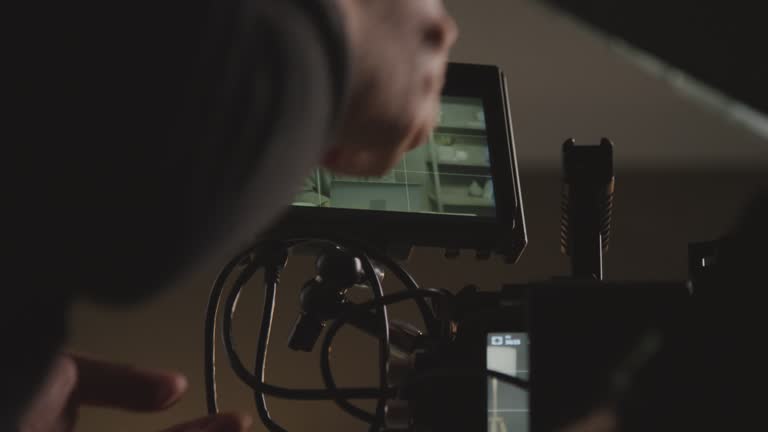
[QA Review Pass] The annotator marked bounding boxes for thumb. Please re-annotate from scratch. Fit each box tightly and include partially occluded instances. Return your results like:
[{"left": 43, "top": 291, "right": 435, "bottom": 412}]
[
  {"left": 71, "top": 354, "right": 188, "bottom": 411},
  {"left": 18, "top": 355, "right": 79, "bottom": 432}
]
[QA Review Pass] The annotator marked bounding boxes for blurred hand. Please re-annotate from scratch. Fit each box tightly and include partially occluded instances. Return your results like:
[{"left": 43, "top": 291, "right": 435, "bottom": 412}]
[
  {"left": 327, "top": 0, "right": 458, "bottom": 176},
  {"left": 19, "top": 353, "right": 252, "bottom": 432},
  {"left": 559, "top": 408, "right": 618, "bottom": 432}
]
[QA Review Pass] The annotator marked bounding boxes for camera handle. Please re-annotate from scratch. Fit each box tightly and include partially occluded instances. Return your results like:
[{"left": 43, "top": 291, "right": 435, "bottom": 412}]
[{"left": 560, "top": 138, "right": 615, "bottom": 280}]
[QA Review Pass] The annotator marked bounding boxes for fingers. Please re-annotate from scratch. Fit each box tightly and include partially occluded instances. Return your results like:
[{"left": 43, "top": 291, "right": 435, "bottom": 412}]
[
  {"left": 423, "top": 12, "right": 459, "bottom": 52},
  {"left": 19, "top": 355, "right": 79, "bottom": 432},
  {"left": 160, "top": 413, "right": 253, "bottom": 432},
  {"left": 326, "top": 0, "right": 456, "bottom": 177},
  {"left": 71, "top": 354, "right": 188, "bottom": 412},
  {"left": 325, "top": 92, "right": 439, "bottom": 176},
  {"left": 559, "top": 409, "right": 618, "bottom": 432},
  {"left": 419, "top": 0, "right": 459, "bottom": 53}
]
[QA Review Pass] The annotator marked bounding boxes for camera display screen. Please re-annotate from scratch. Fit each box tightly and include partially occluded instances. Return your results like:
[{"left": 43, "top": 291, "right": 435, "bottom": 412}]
[
  {"left": 487, "top": 333, "right": 529, "bottom": 432},
  {"left": 293, "top": 97, "right": 496, "bottom": 218}
]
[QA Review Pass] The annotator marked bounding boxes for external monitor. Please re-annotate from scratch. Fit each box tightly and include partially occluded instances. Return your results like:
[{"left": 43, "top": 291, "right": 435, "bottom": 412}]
[{"left": 271, "top": 63, "right": 527, "bottom": 261}]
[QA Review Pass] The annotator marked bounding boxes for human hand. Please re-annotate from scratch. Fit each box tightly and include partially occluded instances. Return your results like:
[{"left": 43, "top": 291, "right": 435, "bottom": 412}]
[
  {"left": 327, "top": 0, "right": 458, "bottom": 176},
  {"left": 19, "top": 353, "right": 252, "bottom": 432},
  {"left": 558, "top": 408, "right": 618, "bottom": 432}
]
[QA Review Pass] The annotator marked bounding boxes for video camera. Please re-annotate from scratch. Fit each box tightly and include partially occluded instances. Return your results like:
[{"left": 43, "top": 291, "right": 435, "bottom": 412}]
[{"left": 203, "top": 63, "right": 763, "bottom": 431}]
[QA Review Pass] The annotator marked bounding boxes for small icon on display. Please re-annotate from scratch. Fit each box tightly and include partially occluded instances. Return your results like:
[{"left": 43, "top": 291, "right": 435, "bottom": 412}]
[{"left": 490, "top": 334, "right": 522, "bottom": 346}]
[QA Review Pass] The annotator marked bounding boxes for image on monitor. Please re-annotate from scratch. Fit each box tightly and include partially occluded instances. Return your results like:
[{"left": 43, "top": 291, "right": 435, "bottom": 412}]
[
  {"left": 487, "top": 333, "right": 529, "bottom": 432},
  {"left": 293, "top": 97, "right": 496, "bottom": 218}
]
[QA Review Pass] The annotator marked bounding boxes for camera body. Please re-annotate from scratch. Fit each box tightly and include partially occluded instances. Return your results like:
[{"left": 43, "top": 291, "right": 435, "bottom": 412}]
[
  {"left": 390, "top": 280, "right": 689, "bottom": 432},
  {"left": 207, "top": 61, "right": 767, "bottom": 431},
  {"left": 406, "top": 285, "right": 528, "bottom": 432},
  {"left": 263, "top": 62, "right": 692, "bottom": 431}
]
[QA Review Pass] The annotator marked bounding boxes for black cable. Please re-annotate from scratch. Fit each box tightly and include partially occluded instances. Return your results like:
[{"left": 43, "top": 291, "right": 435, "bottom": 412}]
[
  {"left": 314, "top": 238, "right": 442, "bottom": 400},
  {"left": 216, "top": 254, "right": 526, "bottom": 432},
  {"left": 360, "top": 253, "right": 390, "bottom": 431},
  {"left": 320, "top": 288, "right": 529, "bottom": 401},
  {"left": 363, "top": 248, "right": 440, "bottom": 336},
  {"left": 307, "top": 246, "right": 411, "bottom": 428},
  {"left": 320, "top": 289, "right": 449, "bottom": 425},
  {"left": 209, "top": 237, "right": 513, "bottom": 432},
  {"left": 317, "top": 251, "right": 382, "bottom": 424},
  {"left": 221, "top": 259, "right": 286, "bottom": 429},
  {"left": 247, "top": 239, "right": 413, "bottom": 427},
  {"left": 319, "top": 343, "right": 377, "bottom": 422},
  {"left": 305, "top": 236, "right": 439, "bottom": 335},
  {"left": 314, "top": 248, "right": 394, "bottom": 428},
  {"left": 293, "top": 240, "right": 440, "bottom": 431},
  {"left": 252, "top": 257, "right": 288, "bottom": 432},
  {"left": 321, "top": 290, "right": 447, "bottom": 362},
  {"left": 283, "top": 236, "right": 439, "bottom": 335},
  {"left": 222, "top": 257, "right": 395, "bottom": 400},
  {"left": 207, "top": 237, "right": 416, "bottom": 432},
  {"left": 204, "top": 247, "right": 259, "bottom": 414},
  {"left": 267, "top": 237, "right": 426, "bottom": 427}
]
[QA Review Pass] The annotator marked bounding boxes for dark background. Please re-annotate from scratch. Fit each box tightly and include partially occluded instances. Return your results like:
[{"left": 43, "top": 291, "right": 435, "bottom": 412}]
[{"left": 69, "top": 1, "right": 768, "bottom": 430}]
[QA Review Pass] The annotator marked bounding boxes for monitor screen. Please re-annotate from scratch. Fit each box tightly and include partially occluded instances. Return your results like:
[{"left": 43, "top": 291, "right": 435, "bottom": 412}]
[
  {"left": 293, "top": 97, "right": 496, "bottom": 218},
  {"left": 487, "top": 332, "right": 530, "bottom": 432}
]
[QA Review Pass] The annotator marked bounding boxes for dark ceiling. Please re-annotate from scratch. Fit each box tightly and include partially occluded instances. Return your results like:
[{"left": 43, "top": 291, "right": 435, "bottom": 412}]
[{"left": 546, "top": 1, "right": 767, "bottom": 116}]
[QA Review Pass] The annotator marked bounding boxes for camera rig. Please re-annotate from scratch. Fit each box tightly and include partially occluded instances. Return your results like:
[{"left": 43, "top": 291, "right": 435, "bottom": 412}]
[{"left": 202, "top": 63, "right": 760, "bottom": 431}]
